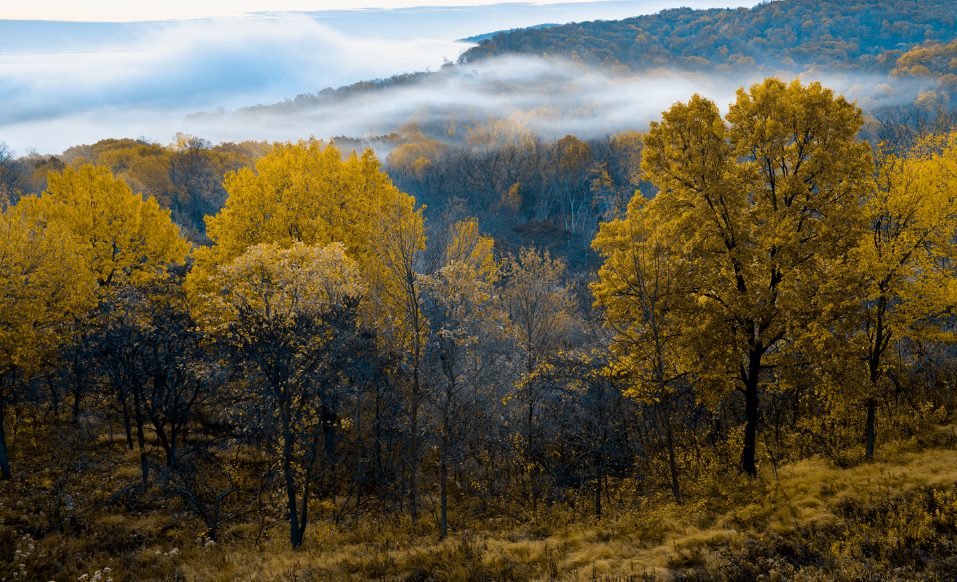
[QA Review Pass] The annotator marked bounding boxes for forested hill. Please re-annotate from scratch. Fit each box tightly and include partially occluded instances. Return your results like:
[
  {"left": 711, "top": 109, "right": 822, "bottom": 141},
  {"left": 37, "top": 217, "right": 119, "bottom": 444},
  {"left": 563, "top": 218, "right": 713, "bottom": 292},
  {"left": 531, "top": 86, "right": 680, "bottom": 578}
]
[{"left": 459, "top": 0, "right": 957, "bottom": 77}]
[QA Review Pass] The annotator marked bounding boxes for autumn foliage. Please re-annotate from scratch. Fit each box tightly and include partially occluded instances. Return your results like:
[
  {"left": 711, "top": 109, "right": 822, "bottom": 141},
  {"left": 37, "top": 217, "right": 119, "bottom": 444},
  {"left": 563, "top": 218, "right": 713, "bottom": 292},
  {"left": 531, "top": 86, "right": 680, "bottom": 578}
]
[{"left": 1, "top": 78, "right": 957, "bottom": 581}]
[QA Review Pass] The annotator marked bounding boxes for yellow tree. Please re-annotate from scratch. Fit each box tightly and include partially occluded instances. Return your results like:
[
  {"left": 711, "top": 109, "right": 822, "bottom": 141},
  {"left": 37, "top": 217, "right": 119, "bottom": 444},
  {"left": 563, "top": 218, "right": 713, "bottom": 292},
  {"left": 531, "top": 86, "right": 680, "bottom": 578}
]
[
  {"left": 198, "top": 241, "right": 367, "bottom": 548},
  {"left": 188, "top": 139, "right": 421, "bottom": 316},
  {"left": 25, "top": 164, "right": 190, "bottom": 288},
  {"left": 419, "top": 219, "right": 502, "bottom": 538},
  {"left": 852, "top": 132, "right": 957, "bottom": 460},
  {"left": 0, "top": 205, "right": 96, "bottom": 478},
  {"left": 188, "top": 138, "right": 428, "bottom": 519},
  {"left": 360, "top": 196, "right": 430, "bottom": 521},
  {"left": 500, "top": 247, "right": 573, "bottom": 508},
  {"left": 22, "top": 163, "right": 190, "bottom": 445},
  {"left": 629, "top": 78, "right": 871, "bottom": 476},
  {"left": 592, "top": 195, "right": 690, "bottom": 500}
]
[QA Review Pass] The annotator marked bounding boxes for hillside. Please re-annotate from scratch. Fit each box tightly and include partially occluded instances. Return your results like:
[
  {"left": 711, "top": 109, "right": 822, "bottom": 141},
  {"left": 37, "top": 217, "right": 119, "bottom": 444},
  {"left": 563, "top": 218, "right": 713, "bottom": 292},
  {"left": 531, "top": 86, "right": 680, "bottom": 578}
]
[
  {"left": 460, "top": 0, "right": 957, "bottom": 80},
  {"left": 202, "top": 0, "right": 957, "bottom": 149}
]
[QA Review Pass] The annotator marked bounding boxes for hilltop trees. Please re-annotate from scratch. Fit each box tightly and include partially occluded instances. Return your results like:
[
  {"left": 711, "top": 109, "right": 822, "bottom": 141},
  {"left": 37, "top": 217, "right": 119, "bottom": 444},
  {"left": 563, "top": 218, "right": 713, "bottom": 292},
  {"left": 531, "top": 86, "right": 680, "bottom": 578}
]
[
  {"left": 59, "top": 135, "right": 264, "bottom": 237},
  {"left": 459, "top": 0, "right": 957, "bottom": 81}
]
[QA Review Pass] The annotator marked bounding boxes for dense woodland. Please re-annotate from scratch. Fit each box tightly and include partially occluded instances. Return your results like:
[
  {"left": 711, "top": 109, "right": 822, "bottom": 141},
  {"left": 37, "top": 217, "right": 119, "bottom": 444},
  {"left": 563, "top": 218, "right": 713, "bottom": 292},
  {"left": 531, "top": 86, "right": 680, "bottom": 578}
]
[
  {"left": 460, "top": 0, "right": 957, "bottom": 79},
  {"left": 3, "top": 0, "right": 957, "bottom": 579},
  {"left": 2, "top": 75, "right": 957, "bottom": 581}
]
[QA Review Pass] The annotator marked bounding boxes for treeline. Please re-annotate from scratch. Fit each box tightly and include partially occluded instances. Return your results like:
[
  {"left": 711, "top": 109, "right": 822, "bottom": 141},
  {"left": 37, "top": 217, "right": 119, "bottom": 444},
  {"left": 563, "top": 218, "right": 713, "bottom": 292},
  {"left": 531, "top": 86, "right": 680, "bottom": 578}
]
[
  {"left": 1, "top": 80, "right": 957, "bottom": 581},
  {"left": 385, "top": 122, "right": 651, "bottom": 271},
  {"left": 460, "top": 0, "right": 957, "bottom": 84},
  {"left": 0, "top": 134, "right": 266, "bottom": 241}
]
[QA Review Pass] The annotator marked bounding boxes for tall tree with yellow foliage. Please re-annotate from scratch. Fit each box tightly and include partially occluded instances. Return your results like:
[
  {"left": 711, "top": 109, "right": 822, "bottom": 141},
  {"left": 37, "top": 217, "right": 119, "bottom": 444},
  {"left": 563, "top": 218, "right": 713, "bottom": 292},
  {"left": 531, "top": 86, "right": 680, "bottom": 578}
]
[
  {"left": 852, "top": 133, "right": 957, "bottom": 460},
  {"left": 604, "top": 79, "right": 872, "bottom": 476},
  {"left": 500, "top": 247, "right": 574, "bottom": 508},
  {"left": 0, "top": 205, "right": 96, "bottom": 478},
  {"left": 419, "top": 219, "right": 502, "bottom": 538},
  {"left": 199, "top": 241, "right": 369, "bottom": 548},
  {"left": 188, "top": 139, "right": 428, "bottom": 522},
  {"left": 592, "top": 196, "right": 690, "bottom": 500}
]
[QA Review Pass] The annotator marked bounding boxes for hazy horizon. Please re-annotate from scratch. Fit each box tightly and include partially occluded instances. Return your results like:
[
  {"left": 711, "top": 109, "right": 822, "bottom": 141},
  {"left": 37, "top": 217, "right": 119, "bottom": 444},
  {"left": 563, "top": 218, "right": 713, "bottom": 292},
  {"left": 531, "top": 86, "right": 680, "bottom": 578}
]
[{"left": 5, "top": 0, "right": 851, "bottom": 156}]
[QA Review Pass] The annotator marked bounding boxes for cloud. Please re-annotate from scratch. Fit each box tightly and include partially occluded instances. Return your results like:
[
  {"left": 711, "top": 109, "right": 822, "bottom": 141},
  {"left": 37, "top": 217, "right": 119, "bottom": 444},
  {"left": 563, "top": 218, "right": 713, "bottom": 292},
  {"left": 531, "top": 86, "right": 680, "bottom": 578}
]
[
  {"left": 178, "top": 56, "right": 911, "bottom": 160},
  {"left": 0, "top": 16, "right": 468, "bottom": 152}
]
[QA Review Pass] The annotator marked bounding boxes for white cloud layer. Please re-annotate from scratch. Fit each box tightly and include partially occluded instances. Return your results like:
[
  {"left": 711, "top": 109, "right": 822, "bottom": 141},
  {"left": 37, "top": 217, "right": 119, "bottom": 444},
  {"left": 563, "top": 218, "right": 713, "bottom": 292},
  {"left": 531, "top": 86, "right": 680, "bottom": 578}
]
[{"left": 0, "top": 16, "right": 470, "bottom": 153}]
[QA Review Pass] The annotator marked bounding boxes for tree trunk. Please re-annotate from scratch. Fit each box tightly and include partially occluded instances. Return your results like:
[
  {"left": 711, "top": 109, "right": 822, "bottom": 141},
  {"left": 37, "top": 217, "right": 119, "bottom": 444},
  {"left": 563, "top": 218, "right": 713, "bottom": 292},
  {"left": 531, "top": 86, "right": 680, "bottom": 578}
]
[
  {"left": 120, "top": 393, "right": 134, "bottom": 451},
  {"left": 866, "top": 298, "right": 888, "bottom": 462},
  {"left": 666, "top": 415, "right": 680, "bottom": 502},
  {"left": 71, "top": 385, "right": 83, "bottom": 425},
  {"left": 321, "top": 400, "right": 336, "bottom": 461},
  {"left": 741, "top": 354, "right": 762, "bottom": 477},
  {"left": 409, "top": 371, "right": 420, "bottom": 522},
  {"left": 374, "top": 392, "right": 384, "bottom": 496},
  {"left": 527, "top": 393, "right": 537, "bottom": 512},
  {"left": 525, "top": 351, "right": 538, "bottom": 512},
  {"left": 282, "top": 414, "right": 305, "bottom": 549},
  {"left": 0, "top": 393, "right": 12, "bottom": 480},
  {"left": 440, "top": 434, "right": 448, "bottom": 539},
  {"left": 594, "top": 450, "right": 602, "bottom": 520},
  {"left": 149, "top": 412, "right": 173, "bottom": 467},
  {"left": 132, "top": 389, "right": 149, "bottom": 483},
  {"left": 285, "top": 460, "right": 304, "bottom": 548}
]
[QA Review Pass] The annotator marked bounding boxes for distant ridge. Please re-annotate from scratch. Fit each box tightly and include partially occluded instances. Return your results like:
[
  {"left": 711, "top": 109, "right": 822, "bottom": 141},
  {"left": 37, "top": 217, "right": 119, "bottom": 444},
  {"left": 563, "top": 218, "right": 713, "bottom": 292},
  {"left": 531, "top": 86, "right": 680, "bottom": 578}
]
[
  {"left": 459, "top": 0, "right": 957, "bottom": 82},
  {"left": 459, "top": 23, "right": 562, "bottom": 44}
]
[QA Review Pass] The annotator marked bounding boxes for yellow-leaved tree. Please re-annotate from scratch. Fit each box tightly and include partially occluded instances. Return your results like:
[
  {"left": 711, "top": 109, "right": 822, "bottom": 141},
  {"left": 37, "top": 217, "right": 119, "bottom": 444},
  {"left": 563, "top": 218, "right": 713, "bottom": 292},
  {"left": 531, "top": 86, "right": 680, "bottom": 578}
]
[
  {"left": 0, "top": 205, "right": 97, "bottom": 478},
  {"left": 500, "top": 247, "right": 574, "bottom": 508},
  {"left": 418, "top": 219, "right": 502, "bottom": 538},
  {"left": 186, "top": 139, "right": 427, "bottom": 529},
  {"left": 592, "top": 195, "right": 690, "bottom": 500},
  {"left": 199, "top": 241, "right": 367, "bottom": 548},
  {"left": 24, "top": 164, "right": 190, "bottom": 288},
  {"left": 598, "top": 79, "right": 872, "bottom": 476},
  {"left": 188, "top": 139, "right": 422, "bottom": 320},
  {"left": 852, "top": 131, "right": 957, "bottom": 459}
]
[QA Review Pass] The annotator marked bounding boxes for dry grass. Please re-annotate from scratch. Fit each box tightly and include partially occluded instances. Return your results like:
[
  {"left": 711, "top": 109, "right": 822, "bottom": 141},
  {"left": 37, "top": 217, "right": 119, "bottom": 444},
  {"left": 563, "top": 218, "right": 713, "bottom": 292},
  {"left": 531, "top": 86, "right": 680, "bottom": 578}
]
[
  {"left": 179, "top": 443, "right": 957, "bottom": 581},
  {"left": 4, "top": 420, "right": 957, "bottom": 581}
]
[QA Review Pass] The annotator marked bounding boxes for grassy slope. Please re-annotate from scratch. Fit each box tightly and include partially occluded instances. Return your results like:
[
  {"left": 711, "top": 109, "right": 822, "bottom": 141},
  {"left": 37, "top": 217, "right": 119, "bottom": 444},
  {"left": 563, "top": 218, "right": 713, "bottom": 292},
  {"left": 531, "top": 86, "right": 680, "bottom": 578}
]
[{"left": 3, "top": 422, "right": 955, "bottom": 581}]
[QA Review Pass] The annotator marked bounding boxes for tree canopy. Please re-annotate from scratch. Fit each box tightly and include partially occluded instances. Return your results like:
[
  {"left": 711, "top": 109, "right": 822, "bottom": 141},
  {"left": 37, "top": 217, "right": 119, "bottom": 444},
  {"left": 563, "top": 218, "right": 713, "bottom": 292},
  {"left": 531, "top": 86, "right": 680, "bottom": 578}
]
[
  {"left": 23, "top": 164, "right": 190, "bottom": 289},
  {"left": 594, "top": 78, "right": 873, "bottom": 476}
]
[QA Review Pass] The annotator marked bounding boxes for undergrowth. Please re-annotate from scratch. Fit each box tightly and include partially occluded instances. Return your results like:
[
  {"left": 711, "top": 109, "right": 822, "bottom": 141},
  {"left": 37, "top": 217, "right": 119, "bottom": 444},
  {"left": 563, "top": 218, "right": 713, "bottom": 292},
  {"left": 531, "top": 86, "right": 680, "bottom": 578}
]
[{"left": 1, "top": 418, "right": 956, "bottom": 581}]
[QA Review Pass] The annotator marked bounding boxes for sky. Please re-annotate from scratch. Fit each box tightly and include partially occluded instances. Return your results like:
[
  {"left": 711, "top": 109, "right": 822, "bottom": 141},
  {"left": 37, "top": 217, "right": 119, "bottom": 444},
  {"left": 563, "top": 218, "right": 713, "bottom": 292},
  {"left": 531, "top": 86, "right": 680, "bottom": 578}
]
[
  {"left": 6, "top": 0, "right": 729, "bottom": 22},
  {"left": 0, "top": 1, "right": 760, "bottom": 154}
]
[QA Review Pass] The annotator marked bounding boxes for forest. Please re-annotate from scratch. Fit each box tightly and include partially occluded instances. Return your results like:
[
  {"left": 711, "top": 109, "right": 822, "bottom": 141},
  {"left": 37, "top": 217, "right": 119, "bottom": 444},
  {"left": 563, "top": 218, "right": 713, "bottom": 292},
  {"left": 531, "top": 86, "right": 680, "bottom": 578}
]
[
  {"left": 2, "top": 0, "right": 957, "bottom": 579},
  {"left": 460, "top": 0, "right": 957, "bottom": 79},
  {"left": 2, "top": 75, "right": 957, "bottom": 581}
]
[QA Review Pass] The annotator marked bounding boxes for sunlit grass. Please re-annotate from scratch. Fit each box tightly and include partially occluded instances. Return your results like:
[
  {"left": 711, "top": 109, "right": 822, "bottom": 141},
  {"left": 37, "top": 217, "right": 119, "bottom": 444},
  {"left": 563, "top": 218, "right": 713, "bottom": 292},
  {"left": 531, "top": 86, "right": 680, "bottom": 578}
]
[{"left": 3, "top": 416, "right": 957, "bottom": 581}]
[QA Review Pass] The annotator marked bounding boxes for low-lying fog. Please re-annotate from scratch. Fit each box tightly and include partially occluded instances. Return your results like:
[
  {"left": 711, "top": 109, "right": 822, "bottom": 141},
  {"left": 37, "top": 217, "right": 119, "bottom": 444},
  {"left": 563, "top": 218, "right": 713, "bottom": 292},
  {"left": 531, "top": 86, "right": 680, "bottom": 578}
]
[{"left": 0, "top": 0, "right": 913, "bottom": 156}]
